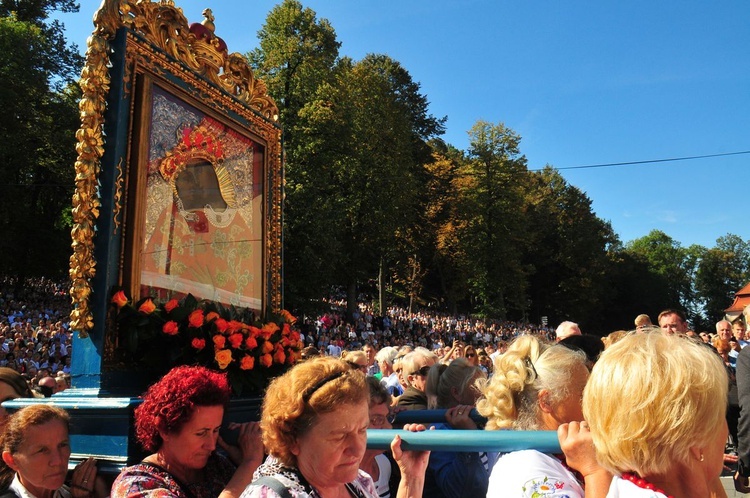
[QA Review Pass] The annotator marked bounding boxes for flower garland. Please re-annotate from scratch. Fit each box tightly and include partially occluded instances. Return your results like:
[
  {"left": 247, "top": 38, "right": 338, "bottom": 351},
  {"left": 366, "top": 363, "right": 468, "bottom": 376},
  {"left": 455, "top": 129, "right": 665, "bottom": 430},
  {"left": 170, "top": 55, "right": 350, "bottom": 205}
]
[{"left": 111, "top": 290, "right": 302, "bottom": 396}]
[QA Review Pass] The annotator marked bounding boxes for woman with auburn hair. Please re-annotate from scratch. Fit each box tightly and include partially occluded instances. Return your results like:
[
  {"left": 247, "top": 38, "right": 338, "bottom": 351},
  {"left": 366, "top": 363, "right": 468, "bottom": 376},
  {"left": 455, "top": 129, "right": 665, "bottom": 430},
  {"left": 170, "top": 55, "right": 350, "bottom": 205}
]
[
  {"left": 477, "top": 335, "right": 611, "bottom": 497},
  {"left": 111, "top": 365, "right": 263, "bottom": 498},
  {"left": 583, "top": 332, "right": 729, "bottom": 498},
  {"left": 0, "top": 404, "right": 104, "bottom": 498},
  {"left": 241, "top": 356, "right": 431, "bottom": 498}
]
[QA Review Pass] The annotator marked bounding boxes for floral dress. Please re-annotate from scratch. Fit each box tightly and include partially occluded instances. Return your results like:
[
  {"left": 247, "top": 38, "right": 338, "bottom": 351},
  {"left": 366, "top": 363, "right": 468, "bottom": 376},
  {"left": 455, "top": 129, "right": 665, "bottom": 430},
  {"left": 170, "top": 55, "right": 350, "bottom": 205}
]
[{"left": 111, "top": 453, "right": 235, "bottom": 498}]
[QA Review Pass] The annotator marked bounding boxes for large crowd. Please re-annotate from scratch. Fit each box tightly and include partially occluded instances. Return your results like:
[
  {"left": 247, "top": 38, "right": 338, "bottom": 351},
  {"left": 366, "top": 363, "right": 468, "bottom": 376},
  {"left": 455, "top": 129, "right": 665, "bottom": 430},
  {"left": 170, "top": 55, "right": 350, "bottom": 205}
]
[{"left": 0, "top": 277, "right": 748, "bottom": 498}]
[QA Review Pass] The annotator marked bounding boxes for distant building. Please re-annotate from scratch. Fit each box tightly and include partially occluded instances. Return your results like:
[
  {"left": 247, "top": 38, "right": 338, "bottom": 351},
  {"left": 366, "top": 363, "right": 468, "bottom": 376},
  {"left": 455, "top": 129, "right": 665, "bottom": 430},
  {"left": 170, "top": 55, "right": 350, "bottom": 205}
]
[{"left": 725, "top": 282, "right": 750, "bottom": 322}]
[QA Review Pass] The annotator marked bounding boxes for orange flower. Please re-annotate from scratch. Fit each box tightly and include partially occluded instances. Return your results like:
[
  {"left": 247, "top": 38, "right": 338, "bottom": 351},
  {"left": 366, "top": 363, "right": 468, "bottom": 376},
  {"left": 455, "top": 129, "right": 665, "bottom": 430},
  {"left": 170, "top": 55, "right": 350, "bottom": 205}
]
[
  {"left": 245, "top": 336, "right": 258, "bottom": 350},
  {"left": 191, "top": 338, "right": 206, "bottom": 350},
  {"left": 138, "top": 298, "right": 156, "bottom": 314},
  {"left": 282, "top": 323, "right": 291, "bottom": 336},
  {"left": 280, "top": 309, "right": 297, "bottom": 324},
  {"left": 227, "top": 320, "right": 244, "bottom": 334},
  {"left": 291, "top": 331, "right": 301, "bottom": 342},
  {"left": 286, "top": 349, "right": 298, "bottom": 365},
  {"left": 213, "top": 335, "right": 226, "bottom": 349},
  {"left": 261, "top": 322, "right": 279, "bottom": 339},
  {"left": 215, "top": 318, "right": 229, "bottom": 334},
  {"left": 248, "top": 326, "right": 262, "bottom": 338},
  {"left": 215, "top": 349, "right": 233, "bottom": 369},
  {"left": 240, "top": 355, "right": 255, "bottom": 371},
  {"left": 112, "top": 291, "right": 128, "bottom": 309},
  {"left": 273, "top": 348, "right": 286, "bottom": 365},
  {"left": 188, "top": 309, "right": 204, "bottom": 328},
  {"left": 206, "top": 311, "right": 220, "bottom": 323},
  {"left": 228, "top": 333, "right": 243, "bottom": 349},
  {"left": 259, "top": 353, "right": 273, "bottom": 368},
  {"left": 162, "top": 321, "right": 179, "bottom": 336},
  {"left": 164, "top": 299, "right": 179, "bottom": 313},
  {"left": 262, "top": 340, "right": 274, "bottom": 354}
]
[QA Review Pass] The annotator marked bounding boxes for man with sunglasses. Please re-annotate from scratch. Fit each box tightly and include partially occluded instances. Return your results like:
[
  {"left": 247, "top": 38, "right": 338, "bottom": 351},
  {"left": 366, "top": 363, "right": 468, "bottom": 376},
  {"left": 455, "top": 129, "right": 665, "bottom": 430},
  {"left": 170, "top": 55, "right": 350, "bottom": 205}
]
[{"left": 396, "top": 348, "right": 438, "bottom": 410}]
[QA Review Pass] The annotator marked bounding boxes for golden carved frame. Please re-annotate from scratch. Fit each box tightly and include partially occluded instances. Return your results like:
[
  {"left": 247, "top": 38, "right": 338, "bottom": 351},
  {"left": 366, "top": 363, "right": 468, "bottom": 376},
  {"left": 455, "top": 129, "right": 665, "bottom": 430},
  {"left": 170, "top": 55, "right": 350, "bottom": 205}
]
[{"left": 71, "top": 0, "right": 282, "bottom": 339}]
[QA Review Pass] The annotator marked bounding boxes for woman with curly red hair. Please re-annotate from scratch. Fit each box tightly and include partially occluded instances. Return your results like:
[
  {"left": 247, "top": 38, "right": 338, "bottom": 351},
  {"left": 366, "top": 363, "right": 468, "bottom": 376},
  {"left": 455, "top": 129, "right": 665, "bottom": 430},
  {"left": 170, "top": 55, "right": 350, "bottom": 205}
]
[{"left": 111, "top": 365, "right": 263, "bottom": 498}]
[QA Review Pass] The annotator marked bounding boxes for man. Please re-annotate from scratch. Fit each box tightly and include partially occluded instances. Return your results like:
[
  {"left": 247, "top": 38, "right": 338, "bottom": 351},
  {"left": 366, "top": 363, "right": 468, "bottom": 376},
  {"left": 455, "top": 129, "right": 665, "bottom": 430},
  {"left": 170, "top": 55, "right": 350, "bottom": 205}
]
[
  {"left": 734, "top": 320, "right": 748, "bottom": 346},
  {"left": 362, "top": 342, "right": 379, "bottom": 377},
  {"left": 555, "top": 321, "right": 581, "bottom": 342},
  {"left": 657, "top": 309, "right": 688, "bottom": 335},
  {"left": 718, "top": 319, "right": 740, "bottom": 366},
  {"left": 634, "top": 313, "right": 653, "bottom": 331},
  {"left": 375, "top": 346, "right": 401, "bottom": 396}
]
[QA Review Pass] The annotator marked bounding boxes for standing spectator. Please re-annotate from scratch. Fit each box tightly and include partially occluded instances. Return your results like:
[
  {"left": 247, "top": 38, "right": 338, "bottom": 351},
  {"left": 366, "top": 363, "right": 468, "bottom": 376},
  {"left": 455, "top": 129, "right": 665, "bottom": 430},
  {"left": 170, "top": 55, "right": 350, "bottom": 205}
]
[{"left": 657, "top": 309, "right": 688, "bottom": 335}]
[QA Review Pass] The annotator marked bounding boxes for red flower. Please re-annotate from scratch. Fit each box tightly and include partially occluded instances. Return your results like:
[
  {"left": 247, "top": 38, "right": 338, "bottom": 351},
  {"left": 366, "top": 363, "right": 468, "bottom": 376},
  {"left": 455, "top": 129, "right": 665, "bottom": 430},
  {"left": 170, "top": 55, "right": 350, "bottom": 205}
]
[
  {"left": 280, "top": 310, "right": 297, "bottom": 324},
  {"left": 164, "top": 299, "right": 179, "bottom": 313},
  {"left": 245, "top": 336, "right": 258, "bottom": 350},
  {"left": 138, "top": 298, "right": 156, "bottom": 314},
  {"left": 162, "top": 321, "right": 179, "bottom": 336},
  {"left": 112, "top": 291, "right": 128, "bottom": 309},
  {"left": 191, "top": 338, "right": 206, "bottom": 350},
  {"left": 248, "top": 326, "right": 262, "bottom": 338},
  {"left": 261, "top": 322, "right": 278, "bottom": 339},
  {"left": 227, "top": 320, "right": 244, "bottom": 334},
  {"left": 215, "top": 318, "right": 229, "bottom": 334},
  {"left": 188, "top": 309, "right": 204, "bottom": 328},
  {"left": 213, "top": 335, "right": 226, "bottom": 349},
  {"left": 240, "top": 355, "right": 255, "bottom": 371},
  {"left": 262, "top": 340, "right": 274, "bottom": 354},
  {"left": 228, "top": 333, "right": 243, "bottom": 349},
  {"left": 259, "top": 353, "right": 273, "bottom": 368},
  {"left": 273, "top": 348, "right": 286, "bottom": 365}
]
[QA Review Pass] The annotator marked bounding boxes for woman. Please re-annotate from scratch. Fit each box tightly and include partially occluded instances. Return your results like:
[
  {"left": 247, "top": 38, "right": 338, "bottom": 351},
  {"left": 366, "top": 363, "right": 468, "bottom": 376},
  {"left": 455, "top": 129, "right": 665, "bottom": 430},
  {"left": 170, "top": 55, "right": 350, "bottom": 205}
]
[
  {"left": 422, "top": 358, "right": 489, "bottom": 498},
  {"left": 241, "top": 356, "right": 430, "bottom": 498},
  {"left": 584, "top": 332, "right": 729, "bottom": 498},
  {"left": 462, "top": 346, "right": 479, "bottom": 368},
  {"left": 396, "top": 349, "right": 438, "bottom": 410},
  {"left": 476, "top": 335, "right": 611, "bottom": 497},
  {"left": 0, "top": 404, "right": 103, "bottom": 498},
  {"left": 0, "top": 368, "right": 34, "bottom": 427},
  {"left": 111, "top": 365, "right": 264, "bottom": 498},
  {"left": 360, "top": 377, "right": 396, "bottom": 498}
]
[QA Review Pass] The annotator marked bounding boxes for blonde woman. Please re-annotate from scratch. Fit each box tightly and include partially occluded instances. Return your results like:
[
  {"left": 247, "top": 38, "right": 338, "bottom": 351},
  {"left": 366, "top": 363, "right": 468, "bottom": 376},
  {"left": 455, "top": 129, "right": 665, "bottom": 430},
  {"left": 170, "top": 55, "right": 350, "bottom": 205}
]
[{"left": 477, "top": 336, "right": 611, "bottom": 497}]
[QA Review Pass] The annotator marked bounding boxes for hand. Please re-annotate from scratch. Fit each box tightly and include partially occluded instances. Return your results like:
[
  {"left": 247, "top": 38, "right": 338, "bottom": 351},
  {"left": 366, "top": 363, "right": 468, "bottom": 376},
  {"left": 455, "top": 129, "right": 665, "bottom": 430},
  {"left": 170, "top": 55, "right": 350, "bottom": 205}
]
[
  {"left": 558, "top": 421, "right": 603, "bottom": 478},
  {"left": 724, "top": 453, "right": 739, "bottom": 473},
  {"left": 218, "top": 421, "right": 264, "bottom": 467},
  {"left": 445, "top": 404, "right": 477, "bottom": 430},
  {"left": 391, "top": 423, "right": 431, "bottom": 479},
  {"left": 70, "top": 457, "right": 97, "bottom": 498},
  {"left": 734, "top": 471, "right": 750, "bottom": 493}
]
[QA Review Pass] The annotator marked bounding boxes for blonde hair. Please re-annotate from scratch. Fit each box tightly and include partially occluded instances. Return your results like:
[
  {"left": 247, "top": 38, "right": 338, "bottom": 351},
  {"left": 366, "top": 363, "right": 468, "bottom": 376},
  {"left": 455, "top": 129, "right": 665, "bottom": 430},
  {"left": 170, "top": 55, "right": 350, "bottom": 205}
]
[
  {"left": 425, "top": 358, "right": 485, "bottom": 409},
  {"left": 476, "top": 335, "right": 586, "bottom": 430},
  {"left": 583, "top": 332, "right": 727, "bottom": 476},
  {"left": 260, "top": 357, "right": 367, "bottom": 467}
]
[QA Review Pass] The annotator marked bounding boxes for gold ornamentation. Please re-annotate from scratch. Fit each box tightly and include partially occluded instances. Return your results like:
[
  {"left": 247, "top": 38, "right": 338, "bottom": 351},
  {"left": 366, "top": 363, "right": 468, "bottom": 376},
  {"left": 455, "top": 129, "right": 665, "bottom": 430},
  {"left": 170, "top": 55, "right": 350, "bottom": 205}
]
[
  {"left": 113, "top": 158, "right": 124, "bottom": 234},
  {"left": 71, "top": 0, "right": 282, "bottom": 339}
]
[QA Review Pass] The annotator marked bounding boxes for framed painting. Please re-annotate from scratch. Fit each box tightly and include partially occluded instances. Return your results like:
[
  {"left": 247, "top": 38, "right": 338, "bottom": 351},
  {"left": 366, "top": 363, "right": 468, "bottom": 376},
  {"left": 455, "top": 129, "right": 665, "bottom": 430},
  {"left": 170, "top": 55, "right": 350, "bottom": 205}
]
[{"left": 69, "top": 0, "right": 282, "bottom": 367}]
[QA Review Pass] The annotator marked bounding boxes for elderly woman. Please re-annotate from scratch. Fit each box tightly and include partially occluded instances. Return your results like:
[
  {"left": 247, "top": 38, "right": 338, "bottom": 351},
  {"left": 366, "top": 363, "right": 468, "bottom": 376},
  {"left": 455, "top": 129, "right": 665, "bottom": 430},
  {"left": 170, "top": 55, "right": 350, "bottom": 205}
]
[
  {"left": 241, "top": 356, "right": 430, "bottom": 498},
  {"left": 476, "top": 336, "right": 611, "bottom": 497},
  {"left": 0, "top": 405, "right": 104, "bottom": 498},
  {"left": 111, "top": 365, "right": 264, "bottom": 498},
  {"left": 584, "top": 332, "right": 728, "bottom": 498},
  {"left": 396, "top": 348, "right": 438, "bottom": 410},
  {"left": 422, "top": 358, "right": 489, "bottom": 498}
]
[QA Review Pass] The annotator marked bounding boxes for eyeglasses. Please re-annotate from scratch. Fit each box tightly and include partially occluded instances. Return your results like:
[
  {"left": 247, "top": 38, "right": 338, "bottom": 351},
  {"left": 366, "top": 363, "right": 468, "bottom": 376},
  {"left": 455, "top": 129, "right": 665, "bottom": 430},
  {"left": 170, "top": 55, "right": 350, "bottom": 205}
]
[
  {"left": 369, "top": 412, "right": 397, "bottom": 427},
  {"left": 466, "top": 353, "right": 476, "bottom": 358},
  {"left": 411, "top": 365, "right": 431, "bottom": 377}
]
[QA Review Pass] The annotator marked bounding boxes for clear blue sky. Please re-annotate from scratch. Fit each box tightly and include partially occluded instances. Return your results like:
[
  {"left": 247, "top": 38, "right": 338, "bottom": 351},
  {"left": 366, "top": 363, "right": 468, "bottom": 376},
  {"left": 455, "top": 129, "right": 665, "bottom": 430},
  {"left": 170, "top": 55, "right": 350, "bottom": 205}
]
[{"left": 56, "top": 0, "right": 750, "bottom": 248}]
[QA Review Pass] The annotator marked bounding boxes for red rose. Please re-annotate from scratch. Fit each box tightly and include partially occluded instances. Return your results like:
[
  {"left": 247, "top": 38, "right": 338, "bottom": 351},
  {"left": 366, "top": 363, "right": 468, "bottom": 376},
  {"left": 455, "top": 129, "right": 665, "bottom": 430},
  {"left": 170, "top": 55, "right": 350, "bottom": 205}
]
[
  {"left": 240, "top": 355, "right": 255, "bottom": 371},
  {"left": 191, "top": 338, "right": 206, "bottom": 350},
  {"left": 162, "top": 321, "right": 179, "bottom": 336},
  {"left": 215, "top": 318, "right": 229, "bottom": 334},
  {"left": 138, "top": 298, "right": 156, "bottom": 314},
  {"left": 164, "top": 299, "right": 179, "bottom": 313},
  {"left": 245, "top": 336, "right": 258, "bottom": 350},
  {"left": 228, "top": 333, "right": 243, "bottom": 349},
  {"left": 112, "top": 291, "right": 128, "bottom": 309},
  {"left": 273, "top": 348, "right": 286, "bottom": 365},
  {"left": 188, "top": 310, "right": 204, "bottom": 328},
  {"left": 213, "top": 335, "right": 226, "bottom": 349},
  {"left": 259, "top": 353, "right": 273, "bottom": 368}
]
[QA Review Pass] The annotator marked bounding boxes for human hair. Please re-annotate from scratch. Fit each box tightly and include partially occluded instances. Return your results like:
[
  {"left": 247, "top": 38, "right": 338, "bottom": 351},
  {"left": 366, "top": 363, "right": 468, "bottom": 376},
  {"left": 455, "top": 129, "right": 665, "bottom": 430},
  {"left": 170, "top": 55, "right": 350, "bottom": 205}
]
[
  {"left": 555, "top": 321, "right": 580, "bottom": 341},
  {"left": 0, "top": 404, "right": 70, "bottom": 488},
  {"left": 0, "top": 368, "right": 33, "bottom": 399},
  {"left": 366, "top": 376, "right": 391, "bottom": 407},
  {"left": 341, "top": 350, "right": 367, "bottom": 365},
  {"left": 634, "top": 314, "right": 652, "bottom": 327},
  {"left": 134, "top": 365, "right": 230, "bottom": 452},
  {"left": 374, "top": 346, "right": 398, "bottom": 366},
  {"left": 715, "top": 320, "right": 731, "bottom": 332},
  {"left": 261, "top": 356, "right": 367, "bottom": 467},
  {"left": 476, "top": 335, "right": 586, "bottom": 430},
  {"left": 712, "top": 337, "right": 730, "bottom": 355},
  {"left": 657, "top": 309, "right": 686, "bottom": 324},
  {"left": 583, "top": 332, "right": 727, "bottom": 476},
  {"left": 400, "top": 348, "right": 438, "bottom": 389},
  {"left": 425, "top": 358, "right": 485, "bottom": 409}
]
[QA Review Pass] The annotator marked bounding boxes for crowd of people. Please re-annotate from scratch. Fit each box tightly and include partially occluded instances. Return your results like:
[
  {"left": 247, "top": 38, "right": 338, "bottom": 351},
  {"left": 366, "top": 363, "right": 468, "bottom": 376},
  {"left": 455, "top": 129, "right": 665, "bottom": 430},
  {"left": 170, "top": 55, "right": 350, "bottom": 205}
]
[{"left": 0, "top": 276, "right": 748, "bottom": 498}]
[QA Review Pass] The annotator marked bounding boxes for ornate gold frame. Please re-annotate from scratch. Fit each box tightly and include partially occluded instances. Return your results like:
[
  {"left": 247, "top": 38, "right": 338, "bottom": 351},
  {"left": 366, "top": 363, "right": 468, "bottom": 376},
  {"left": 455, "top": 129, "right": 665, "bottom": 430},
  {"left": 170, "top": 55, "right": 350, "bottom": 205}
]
[{"left": 71, "top": 0, "right": 282, "bottom": 339}]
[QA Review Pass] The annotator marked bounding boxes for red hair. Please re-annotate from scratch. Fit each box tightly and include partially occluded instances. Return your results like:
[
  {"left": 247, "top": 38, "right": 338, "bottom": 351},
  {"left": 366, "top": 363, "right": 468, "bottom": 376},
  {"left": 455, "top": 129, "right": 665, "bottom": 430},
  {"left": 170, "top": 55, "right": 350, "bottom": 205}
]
[{"left": 134, "top": 365, "right": 230, "bottom": 452}]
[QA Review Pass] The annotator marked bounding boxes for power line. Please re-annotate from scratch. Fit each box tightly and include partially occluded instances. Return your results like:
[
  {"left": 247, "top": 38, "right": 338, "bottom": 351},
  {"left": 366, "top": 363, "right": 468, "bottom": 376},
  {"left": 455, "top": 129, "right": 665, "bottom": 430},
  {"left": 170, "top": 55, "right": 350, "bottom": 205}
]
[{"left": 530, "top": 150, "right": 750, "bottom": 172}]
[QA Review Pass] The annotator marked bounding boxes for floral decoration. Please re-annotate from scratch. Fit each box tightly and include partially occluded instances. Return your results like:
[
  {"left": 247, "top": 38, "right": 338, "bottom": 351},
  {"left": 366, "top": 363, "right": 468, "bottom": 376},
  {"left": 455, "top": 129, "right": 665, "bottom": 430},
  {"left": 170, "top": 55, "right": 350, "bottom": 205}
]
[{"left": 110, "top": 290, "right": 301, "bottom": 396}]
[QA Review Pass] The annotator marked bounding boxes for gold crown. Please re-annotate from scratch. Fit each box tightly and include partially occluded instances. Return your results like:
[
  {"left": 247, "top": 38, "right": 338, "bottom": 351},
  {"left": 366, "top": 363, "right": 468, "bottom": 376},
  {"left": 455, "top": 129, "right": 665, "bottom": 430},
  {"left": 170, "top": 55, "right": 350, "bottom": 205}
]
[
  {"left": 159, "top": 120, "right": 226, "bottom": 182},
  {"left": 189, "top": 9, "right": 227, "bottom": 77}
]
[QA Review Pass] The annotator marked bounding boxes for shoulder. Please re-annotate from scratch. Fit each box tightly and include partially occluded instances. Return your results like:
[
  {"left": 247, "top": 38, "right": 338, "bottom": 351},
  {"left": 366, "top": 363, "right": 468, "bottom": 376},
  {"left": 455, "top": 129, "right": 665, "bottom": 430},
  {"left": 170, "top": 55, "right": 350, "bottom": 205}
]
[
  {"left": 607, "top": 476, "right": 666, "bottom": 498},
  {"left": 489, "top": 450, "right": 583, "bottom": 498},
  {"left": 111, "top": 463, "right": 182, "bottom": 498},
  {"left": 241, "top": 474, "right": 309, "bottom": 498}
]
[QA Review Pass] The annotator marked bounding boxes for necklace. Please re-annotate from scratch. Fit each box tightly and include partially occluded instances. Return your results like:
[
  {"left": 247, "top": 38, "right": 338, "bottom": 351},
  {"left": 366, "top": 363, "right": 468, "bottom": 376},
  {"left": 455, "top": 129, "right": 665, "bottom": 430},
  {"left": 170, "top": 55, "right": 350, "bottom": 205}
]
[{"left": 621, "top": 472, "right": 675, "bottom": 498}]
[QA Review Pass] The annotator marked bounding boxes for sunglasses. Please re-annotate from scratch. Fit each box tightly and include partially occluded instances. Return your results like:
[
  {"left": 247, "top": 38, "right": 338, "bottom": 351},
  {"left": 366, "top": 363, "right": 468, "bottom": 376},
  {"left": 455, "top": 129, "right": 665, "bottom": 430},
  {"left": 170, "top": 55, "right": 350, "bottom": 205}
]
[
  {"left": 411, "top": 365, "right": 431, "bottom": 377},
  {"left": 466, "top": 353, "right": 476, "bottom": 358}
]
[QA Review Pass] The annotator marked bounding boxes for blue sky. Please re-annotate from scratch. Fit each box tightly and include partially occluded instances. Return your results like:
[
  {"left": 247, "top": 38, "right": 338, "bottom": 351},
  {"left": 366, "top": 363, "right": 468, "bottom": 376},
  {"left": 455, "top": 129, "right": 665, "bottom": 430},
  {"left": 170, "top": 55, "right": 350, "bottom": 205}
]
[{"left": 56, "top": 1, "right": 750, "bottom": 248}]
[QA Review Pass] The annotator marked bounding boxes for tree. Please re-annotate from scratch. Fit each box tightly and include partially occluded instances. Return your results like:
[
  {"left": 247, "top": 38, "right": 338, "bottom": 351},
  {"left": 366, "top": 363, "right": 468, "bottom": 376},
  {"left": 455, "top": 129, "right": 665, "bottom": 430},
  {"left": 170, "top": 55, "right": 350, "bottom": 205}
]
[
  {"left": 0, "top": 1, "right": 83, "bottom": 277},
  {"left": 696, "top": 234, "right": 750, "bottom": 321}
]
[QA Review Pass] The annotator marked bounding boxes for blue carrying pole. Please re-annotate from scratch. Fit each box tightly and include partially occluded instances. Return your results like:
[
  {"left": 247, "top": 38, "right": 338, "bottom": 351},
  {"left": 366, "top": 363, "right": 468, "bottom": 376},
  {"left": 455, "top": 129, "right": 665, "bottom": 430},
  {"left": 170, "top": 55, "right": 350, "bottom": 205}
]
[{"left": 366, "top": 429, "right": 561, "bottom": 453}]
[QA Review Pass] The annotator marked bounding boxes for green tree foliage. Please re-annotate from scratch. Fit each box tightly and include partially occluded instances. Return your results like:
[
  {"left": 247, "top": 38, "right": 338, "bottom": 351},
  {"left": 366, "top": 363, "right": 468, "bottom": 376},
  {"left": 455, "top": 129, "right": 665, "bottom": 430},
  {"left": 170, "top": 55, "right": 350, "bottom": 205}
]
[
  {"left": 695, "top": 234, "right": 750, "bottom": 321},
  {"left": 0, "top": 1, "right": 82, "bottom": 277}
]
